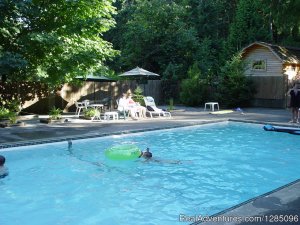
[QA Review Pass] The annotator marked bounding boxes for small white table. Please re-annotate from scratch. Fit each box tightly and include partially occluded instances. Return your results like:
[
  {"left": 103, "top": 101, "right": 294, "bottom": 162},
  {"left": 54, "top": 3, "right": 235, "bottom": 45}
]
[
  {"left": 88, "top": 104, "right": 104, "bottom": 110},
  {"left": 104, "top": 111, "right": 119, "bottom": 121},
  {"left": 87, "top": 104, "right": 104, "bottom": 121},
  {"left": 204, "top": 102, "right": 219, "bottom": 111}
]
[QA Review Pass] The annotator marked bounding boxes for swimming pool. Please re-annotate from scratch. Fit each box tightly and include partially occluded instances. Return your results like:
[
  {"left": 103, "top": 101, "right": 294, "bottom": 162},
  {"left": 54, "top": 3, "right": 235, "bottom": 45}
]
[{"left": 1, "top": 122, "right": 300, "bottom": 225}]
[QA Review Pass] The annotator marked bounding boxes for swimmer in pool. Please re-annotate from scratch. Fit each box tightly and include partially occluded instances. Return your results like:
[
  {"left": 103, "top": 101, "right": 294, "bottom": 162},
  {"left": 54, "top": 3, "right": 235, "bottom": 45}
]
[
  {"left": 139, "top": 148, "right": 182, "bottom": 164},
  {"left": 139, "top": 147, "right": 153, "bottom": 159},
  {"left": 0, "top": 155, "right": 9, "bottom": 178}
]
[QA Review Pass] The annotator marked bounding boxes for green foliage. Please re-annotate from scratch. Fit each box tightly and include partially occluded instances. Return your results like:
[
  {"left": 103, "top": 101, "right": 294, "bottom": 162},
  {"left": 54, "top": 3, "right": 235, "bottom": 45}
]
[
  {"left": 133, "top": 86, "right": 143, "bottom": 96},
  {"left": 6, "top": 99, "right": 21, "bottom": 113},
  {"left": 0, "top": 96, "right": 21, "bottom": 112},
  {"left": 1, "top": 0, "right": 299, "bottom": 106},
  {"left": 226, "top": 0, "right": 271, "bottom": 54},
  {"left": 218, "top": 54, "right": 256, "bottom": 108},
  {"left": 0, "top": 107, "right": 10, "bottom": 120},
  {"left": 8, "top": 112, "right": 17, "bottom": 124},
  {"left": 49, "top": 107, "right": 63, "bottom": 120},
  {"left": 108, "top": 0, "right": 300, "bottom": 92},
  {"left": 132, "top": 86, "right": 144, "bottom": 106},
  {"left": 108, "top": 0, "right": 199, "bottom": 80},
  {"left": 0, "top": 97, "right": 20, "bottom": 123},
  {"left": 0, "top": 0, "right": 118, "bottom": 85},
  {"left": 262, "top": 0, "right": 300, "bottom": 45},
  {"left": 180, "top": 63, "right": 210, "bottom": 106},
  {"left": 83, "top": 108, "right": 100, "bottom": 118},
  {"left": 168, "top": 98, "right": 174, "bottom": 111}
]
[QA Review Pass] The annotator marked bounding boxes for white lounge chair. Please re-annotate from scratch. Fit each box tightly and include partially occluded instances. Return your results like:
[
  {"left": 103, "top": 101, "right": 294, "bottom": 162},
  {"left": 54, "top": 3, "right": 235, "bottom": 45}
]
[{"left": 143, "top": 96, "right": 171, "bottom": 118}]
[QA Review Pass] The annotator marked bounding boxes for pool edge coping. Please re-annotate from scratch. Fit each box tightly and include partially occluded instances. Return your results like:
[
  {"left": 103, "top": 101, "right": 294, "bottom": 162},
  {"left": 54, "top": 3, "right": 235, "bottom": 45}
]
[
  {"left": 1, "top": 119, "right": 297, "bottom": 150},
  {"left": 190, "top": 178, "right": 300, "bottom": 225},
  {"left": 0, "top": 119, "right": 228, "bottom": 149}
]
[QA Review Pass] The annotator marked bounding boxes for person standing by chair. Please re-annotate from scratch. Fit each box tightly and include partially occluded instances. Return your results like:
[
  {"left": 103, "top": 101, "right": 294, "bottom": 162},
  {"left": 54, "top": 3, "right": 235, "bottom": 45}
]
[{"left": 288, "top": 81, "right": 300, "bottom": 123}]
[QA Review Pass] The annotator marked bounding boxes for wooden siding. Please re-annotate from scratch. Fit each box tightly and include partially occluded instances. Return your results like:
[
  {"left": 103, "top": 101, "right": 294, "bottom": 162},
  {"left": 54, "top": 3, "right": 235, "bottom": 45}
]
[{"left": 243, "top": 45, "right": 283, "bottom": 77}]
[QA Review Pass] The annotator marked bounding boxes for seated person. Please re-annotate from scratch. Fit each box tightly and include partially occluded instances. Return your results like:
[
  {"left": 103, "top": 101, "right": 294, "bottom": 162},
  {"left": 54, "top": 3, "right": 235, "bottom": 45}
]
[
  {"left": 118, "top": 93, "right": 138, "bottom": 120},
  {"left": 0, "top": 155, "right": 9, "bottom": 178},
  {"left": 139, "top": 148, "right": 153, "bottom": 159},
  {"left": 127, "top": 95, "right": 147, "bottom": 118}
]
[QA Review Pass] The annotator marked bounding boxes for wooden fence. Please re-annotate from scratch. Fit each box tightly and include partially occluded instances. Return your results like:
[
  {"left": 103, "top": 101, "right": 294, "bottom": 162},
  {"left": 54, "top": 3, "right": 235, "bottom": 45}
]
[
  {"left": 1, "top": 76, "right": 289, "bottom": 113},
  {"left": 0, "top": 80, "right": 163, "bottom": 114},
  {"left": 249, "top": 75, "right": 288, "bottom": 108}
]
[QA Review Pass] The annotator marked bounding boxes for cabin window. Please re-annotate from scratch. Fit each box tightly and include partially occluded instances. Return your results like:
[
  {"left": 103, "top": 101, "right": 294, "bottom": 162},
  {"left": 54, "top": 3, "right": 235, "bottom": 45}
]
[{"left": 251, "top": 60, "right": 266, "bottom": 71}]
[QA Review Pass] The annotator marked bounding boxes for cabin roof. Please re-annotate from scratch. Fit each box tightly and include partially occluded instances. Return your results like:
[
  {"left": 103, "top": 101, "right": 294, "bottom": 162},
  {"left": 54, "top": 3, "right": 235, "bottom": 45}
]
[{"left": 241, "top": 42, "right": 300, "bottom": 64}]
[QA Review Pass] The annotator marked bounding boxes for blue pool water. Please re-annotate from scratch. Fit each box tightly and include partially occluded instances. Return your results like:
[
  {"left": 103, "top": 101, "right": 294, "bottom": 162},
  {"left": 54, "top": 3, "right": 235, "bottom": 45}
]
[{"left": 1, "top": 122, "right": 300, "bottom": 225}]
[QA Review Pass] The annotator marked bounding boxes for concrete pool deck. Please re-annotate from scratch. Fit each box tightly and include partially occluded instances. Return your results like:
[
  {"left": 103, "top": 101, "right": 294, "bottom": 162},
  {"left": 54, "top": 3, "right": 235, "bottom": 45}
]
[{"left": 0, "top": 107, "right": 299, "bottom": 224}]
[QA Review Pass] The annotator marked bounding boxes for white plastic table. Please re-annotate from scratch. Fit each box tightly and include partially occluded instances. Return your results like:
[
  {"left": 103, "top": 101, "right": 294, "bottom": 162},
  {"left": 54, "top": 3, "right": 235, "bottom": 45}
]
[
  {"left": 87, "top": 104, "right": 104, "bottom": 121},
  {"left": 88, "top": 104, "right": 104, "bottom": 110},
  {"left": 104, "top": 111, "right": 119, "bottom": 120},
  {"left": 204, "top": 102, "right": 219, "bottom": 111}
]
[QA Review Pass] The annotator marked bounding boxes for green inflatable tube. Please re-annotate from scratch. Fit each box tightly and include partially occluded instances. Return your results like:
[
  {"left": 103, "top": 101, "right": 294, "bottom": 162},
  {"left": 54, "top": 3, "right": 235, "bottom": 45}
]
[{"left": 105, "top": 144, "right": 141, "bottom": 160}]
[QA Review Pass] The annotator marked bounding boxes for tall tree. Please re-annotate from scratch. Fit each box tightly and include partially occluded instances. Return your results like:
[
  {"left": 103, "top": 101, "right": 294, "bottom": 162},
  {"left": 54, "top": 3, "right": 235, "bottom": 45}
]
[
  {"left": 0, "top": 0, "right": 117, "bottom": 85},
  {"left": 263, "top": 0, "right": 300, "bottom": 45},
  {"left": 227, "top": 0, "right": 271, "bottom": 54},
  {"left": 109, "top": 0, "right": 199, "bottom": 80}
]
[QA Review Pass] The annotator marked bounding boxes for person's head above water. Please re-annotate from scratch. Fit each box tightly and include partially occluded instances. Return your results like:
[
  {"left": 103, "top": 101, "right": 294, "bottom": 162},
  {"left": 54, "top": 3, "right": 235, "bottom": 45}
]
[
  {"left": 140, "top": 148, "right": 152, "bottom": 159},
  {"left": 0, "top": 155, "right": 6, "bottom": 166}
]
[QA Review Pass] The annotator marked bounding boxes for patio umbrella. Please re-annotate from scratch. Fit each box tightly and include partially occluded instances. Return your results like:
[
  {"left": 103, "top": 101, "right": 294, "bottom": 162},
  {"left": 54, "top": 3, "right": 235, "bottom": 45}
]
[
  {"left": 119, "top": 67, "right": 160, "bottom": 78},
  {"left": 76, "top": 74, "right": 116, "bottom": 101},
  {"left": 119, "top": 67, "right": 160, "bottom": 93}
]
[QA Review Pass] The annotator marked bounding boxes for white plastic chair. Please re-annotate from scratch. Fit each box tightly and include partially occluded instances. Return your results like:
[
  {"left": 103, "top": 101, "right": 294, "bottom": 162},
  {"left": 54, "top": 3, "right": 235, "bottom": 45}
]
[
  {"left": 143, "top": 96, "right": 171, "bottom": 118},
  {"left": 74, "top": 100, "right": 89, "bottom": 116},
  {"left": 116, "top": 98, "right": 129, "bottom": 119}
]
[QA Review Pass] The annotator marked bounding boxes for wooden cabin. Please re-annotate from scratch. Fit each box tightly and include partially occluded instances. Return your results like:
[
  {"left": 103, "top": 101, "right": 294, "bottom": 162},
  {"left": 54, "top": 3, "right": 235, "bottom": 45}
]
[{"left": 241, "top": 42, "right": 300, "bottom": 108}]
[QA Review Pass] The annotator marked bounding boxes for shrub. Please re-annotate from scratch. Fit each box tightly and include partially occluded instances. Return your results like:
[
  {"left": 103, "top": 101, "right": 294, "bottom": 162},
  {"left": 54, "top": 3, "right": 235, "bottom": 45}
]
[
  {"left": 132, "top": 86, "right": 145, "bottom": 106},
  {"left": 168, "top": 98, "right": 174, "bottom": 111},
  {"left": 218, "top": 54, "right": 256, "bottom": 108},
  {"left": 180, "top": 63, "right": 210, "bottom": 106},
  {"left": 83, "top": 108, "right": 100, "bottom": 118},
  {"left": 0, "top": 107, "right": 10, "bottom": 120},
  {"left": 49, "top": 107, "right": 63, "bottom": 120},
  {"left": 8, "top": 112, "right": 17, "bottom": 124},
  {"left": 0, "top": 99, "right": 20, "bottom": 124}
]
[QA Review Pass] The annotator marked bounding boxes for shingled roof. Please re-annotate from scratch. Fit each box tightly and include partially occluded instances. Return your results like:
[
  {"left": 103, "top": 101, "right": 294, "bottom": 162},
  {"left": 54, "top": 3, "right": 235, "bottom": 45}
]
[{"left": 242, "top": 42, "right": 300, "bottom": 64}]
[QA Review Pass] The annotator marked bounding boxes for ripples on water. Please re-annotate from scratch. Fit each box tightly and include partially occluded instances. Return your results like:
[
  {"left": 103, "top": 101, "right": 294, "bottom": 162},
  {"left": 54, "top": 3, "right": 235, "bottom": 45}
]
[{"left": 1, "top": 122, "right": 300, "bottom": 225}]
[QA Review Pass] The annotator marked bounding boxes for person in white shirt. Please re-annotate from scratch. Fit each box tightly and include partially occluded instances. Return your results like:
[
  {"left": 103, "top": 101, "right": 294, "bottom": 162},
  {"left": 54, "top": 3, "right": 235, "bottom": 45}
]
[
  {"left": 0, "top": 155, "right": 8, "bottom": 179},
  {"left": 118, "top": 93, "right": 138, "bottom": 119}
]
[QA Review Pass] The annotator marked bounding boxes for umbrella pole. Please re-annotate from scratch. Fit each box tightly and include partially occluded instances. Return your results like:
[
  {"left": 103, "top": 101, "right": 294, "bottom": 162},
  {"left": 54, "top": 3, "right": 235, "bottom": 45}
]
[{"left": 94, "top": 82, "right": 96, "bottom": 102}]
